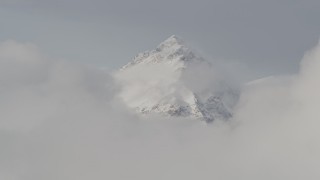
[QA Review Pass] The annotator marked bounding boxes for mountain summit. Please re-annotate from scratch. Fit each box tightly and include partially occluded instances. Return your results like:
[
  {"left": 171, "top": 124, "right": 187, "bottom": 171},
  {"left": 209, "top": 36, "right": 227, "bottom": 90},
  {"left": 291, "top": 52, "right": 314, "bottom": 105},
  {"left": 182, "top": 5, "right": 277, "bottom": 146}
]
[
  {"left": 115, "top": 35, "right": 238, "bottom": 122},
  {"left": 121, "top": 35, "right": 205, "bottom": 70}
]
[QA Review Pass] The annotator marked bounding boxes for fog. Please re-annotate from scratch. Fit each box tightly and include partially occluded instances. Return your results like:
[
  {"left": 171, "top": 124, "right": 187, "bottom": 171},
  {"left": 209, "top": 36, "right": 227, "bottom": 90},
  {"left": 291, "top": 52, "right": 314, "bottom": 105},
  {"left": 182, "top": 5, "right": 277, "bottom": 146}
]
[{"left": 1, "top": 39, "right": 320, "bottom": 179}]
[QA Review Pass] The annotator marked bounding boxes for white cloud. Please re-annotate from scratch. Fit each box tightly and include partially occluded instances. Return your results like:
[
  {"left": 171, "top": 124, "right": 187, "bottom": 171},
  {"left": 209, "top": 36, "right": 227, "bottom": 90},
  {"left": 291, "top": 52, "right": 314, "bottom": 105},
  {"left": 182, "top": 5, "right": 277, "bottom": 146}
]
[{"left": 1, "top": 40, "right": 320, "bottom": 179}]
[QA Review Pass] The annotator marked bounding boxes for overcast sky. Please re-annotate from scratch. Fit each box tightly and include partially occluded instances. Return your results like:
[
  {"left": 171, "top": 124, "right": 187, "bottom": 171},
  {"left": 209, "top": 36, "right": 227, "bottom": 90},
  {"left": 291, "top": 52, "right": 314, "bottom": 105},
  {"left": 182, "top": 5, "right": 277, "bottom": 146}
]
[
  {"left": 2, "top": 1, "right": 320, "bottom": 179},
  {"left": 1, "top": 0, "right": 320, "bottom": 79}
]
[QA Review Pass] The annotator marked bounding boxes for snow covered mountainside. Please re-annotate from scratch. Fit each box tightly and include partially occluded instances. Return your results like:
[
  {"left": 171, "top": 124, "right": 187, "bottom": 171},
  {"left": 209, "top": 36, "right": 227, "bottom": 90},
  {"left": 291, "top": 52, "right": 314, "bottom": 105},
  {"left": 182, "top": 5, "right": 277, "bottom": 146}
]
[{"left": 114, "top": 35, "right": 239, "bottom": 122}]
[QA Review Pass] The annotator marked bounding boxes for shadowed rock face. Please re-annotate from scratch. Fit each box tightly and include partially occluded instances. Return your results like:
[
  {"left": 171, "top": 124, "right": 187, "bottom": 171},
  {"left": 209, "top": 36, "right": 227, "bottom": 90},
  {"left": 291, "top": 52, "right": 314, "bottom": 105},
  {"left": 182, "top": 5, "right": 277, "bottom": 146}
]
[{"left": 116, "top": 35, "right": 239, "bottom": 122}]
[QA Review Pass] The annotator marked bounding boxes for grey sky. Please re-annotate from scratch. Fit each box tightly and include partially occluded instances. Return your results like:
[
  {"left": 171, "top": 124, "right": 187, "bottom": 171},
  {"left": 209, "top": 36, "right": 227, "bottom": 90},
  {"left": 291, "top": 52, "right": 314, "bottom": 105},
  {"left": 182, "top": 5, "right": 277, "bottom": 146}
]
[
  {"left": 1, "top": 0, "right": 319, "bottom": 79},
  {"left": 2, "top": 2, "right": 320, "bottom": 179}
]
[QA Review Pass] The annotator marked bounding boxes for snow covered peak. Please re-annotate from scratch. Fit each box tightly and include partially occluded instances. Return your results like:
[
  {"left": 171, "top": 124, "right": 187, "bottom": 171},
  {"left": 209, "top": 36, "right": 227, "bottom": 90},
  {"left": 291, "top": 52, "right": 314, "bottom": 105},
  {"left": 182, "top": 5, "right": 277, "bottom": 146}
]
[
  {"left": 116, "top": 36, "right": 239, "bottom": 122},
  {"left": 156, "top": 35, "right": 185, "bottom": 50},
  {"left": 121, "top": 35, "right": 205, "bottom": 70}
]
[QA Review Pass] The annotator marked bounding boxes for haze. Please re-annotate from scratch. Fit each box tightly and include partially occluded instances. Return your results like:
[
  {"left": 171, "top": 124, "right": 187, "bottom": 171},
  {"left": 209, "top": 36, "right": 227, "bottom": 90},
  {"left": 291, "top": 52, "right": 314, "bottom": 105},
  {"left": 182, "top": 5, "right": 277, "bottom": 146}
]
[{"left": 1, "top": 1, "right": 320, "bottom": 180}]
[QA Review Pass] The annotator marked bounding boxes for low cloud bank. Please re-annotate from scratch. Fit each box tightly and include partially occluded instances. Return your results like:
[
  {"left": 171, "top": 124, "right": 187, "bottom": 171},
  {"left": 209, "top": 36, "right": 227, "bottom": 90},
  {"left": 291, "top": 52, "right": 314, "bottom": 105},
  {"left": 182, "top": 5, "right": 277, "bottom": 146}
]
[{"left": 0, "top": 40, "right": 320, "bottom": 179}]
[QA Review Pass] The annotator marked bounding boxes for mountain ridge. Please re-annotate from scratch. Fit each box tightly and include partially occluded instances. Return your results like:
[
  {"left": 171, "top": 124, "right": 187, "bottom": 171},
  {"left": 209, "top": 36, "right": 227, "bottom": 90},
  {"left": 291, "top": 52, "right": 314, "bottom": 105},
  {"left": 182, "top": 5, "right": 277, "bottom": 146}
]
[{"left": 121, "top": 35, "right": 206, "bottom": 70}]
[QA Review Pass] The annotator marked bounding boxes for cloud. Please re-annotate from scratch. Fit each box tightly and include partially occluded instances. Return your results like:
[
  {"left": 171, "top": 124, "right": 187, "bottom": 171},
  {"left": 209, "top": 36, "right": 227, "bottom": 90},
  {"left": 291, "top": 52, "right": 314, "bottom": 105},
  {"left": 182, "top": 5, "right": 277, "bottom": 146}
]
[
  {"left": 229, "top": 41, "right": 320, "bottom": 179},
  {"left": 1, "top": 40, "right": 320, "bottom": 179},
  {"left": 0, "top": 40, "right": 117, "bottom": 132}
]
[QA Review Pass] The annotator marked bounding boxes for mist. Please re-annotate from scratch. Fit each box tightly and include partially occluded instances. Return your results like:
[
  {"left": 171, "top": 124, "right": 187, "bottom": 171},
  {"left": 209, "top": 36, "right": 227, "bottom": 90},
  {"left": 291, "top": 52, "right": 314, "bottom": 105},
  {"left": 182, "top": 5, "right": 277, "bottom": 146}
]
[{"left": 1, "top": 39, "right": 320, "bottom": 180}]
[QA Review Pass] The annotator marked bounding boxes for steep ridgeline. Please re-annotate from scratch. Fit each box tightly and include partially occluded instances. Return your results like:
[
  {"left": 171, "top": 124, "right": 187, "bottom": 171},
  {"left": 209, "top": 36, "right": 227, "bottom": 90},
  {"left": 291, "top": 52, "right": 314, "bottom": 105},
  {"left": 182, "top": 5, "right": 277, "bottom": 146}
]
[
  {"left": 121, "top": 35, "right": 205, "bottom": 70},
  {"left": 115, "top": 35, "right": 239, "bottom": 122}
]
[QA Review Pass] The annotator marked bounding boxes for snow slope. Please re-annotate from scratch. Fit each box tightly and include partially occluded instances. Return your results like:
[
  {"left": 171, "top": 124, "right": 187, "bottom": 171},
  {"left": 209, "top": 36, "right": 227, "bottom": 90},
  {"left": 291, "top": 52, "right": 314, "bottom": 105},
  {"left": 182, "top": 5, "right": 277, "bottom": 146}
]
[{"left": 115, "top": 35, "right": 238, "bottom": 122}]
